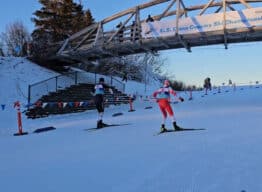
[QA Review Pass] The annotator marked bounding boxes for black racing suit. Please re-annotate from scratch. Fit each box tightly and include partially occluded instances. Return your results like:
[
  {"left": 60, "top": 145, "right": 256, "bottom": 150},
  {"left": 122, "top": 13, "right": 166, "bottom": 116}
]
[{"left": 93, "top": 83, "right": 111, "bottom": 113}]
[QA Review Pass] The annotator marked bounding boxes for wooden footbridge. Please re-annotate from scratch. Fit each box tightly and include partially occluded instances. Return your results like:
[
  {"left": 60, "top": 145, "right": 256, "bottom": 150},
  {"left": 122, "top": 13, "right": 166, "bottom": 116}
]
[{"left": 57, "top": 0, "right": 262, "bottom": 61}]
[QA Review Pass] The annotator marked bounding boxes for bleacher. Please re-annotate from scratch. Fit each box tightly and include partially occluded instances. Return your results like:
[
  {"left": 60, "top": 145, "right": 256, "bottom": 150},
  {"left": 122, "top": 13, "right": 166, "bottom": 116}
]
[{"left": 25, "top": 83, "right": 130, "bottom": 119}]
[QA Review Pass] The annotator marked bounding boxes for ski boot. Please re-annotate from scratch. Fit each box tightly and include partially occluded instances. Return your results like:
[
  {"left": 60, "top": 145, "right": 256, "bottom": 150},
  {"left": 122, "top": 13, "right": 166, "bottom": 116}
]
[
  {"left": 101, "top": 121, "right": 109, "bottom": 127},
  {"left": 160, "top": 124, "right": 167, "bottom": 133},
  {"left": 97, "top": 120, "right": 103, "bottom": 128},
  {"left": 173, "top": 122, "right": 182, "bottom": 131}
]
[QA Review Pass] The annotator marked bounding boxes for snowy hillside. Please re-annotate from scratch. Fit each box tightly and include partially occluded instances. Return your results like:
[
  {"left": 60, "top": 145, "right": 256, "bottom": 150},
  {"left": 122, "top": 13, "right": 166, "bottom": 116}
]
[
  {"left": 0, "top": 57, "right": 59, "bottom": 105},
  {"left": 1, "top": 57, "right": 262, "bottom": 192}
]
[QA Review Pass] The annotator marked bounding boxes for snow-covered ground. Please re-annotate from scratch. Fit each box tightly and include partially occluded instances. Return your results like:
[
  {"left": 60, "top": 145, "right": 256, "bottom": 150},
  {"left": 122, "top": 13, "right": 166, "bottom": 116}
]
[{"left": 1, "top": 57, "right": 262, "bottom": 192}]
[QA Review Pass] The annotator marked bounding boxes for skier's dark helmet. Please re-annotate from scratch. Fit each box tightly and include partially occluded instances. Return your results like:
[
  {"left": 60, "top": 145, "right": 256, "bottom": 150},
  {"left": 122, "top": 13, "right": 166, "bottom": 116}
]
[{"left": 99, "top": 77, "right": 105, "bottom": 83}]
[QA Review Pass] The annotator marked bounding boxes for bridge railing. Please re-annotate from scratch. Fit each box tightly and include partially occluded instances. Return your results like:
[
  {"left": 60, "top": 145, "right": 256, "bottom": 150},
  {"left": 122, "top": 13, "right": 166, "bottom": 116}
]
[
  {"left": 63, "top": 24, "right": 140, "bottom": 49},
  {"left": 102, "top": 27, "right": 140, "bottom": 43},
  {"left": 28, "top": 71, "right": 125, "bottom": 106}
]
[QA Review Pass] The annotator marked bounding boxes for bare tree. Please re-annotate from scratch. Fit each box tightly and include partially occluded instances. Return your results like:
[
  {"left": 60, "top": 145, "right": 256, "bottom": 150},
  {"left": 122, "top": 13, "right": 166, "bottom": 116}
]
[
  {"left": 78, "top": 52, "right": 169, "bottom": 85},
  {"left": 126, "top": 53, "right": 168, "bottom": 83},
  {"left": 1, "top": 21, "right": 31, "bottom": 56}
]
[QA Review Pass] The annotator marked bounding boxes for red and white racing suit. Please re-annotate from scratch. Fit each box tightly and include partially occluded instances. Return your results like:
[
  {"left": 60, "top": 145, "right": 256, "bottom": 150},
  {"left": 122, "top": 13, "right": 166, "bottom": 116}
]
[{"left": 153, "top": 86, "right": 177, "bottom": 119}]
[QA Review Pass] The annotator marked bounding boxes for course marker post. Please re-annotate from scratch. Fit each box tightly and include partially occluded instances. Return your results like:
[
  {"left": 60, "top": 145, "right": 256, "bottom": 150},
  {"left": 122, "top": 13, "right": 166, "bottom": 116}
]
[
  {"left": 13, "top": 101, "right": 28, "bottom": 136},
  {"left": 128, "top": 96, "right": 135, "bottom": 112}
]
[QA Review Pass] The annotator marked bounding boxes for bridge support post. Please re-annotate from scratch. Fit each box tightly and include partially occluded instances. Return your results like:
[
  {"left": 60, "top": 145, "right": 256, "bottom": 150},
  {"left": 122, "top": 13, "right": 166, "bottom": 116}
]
[{"left": 223, "top": 0, "right": 228, "bottom": 49}]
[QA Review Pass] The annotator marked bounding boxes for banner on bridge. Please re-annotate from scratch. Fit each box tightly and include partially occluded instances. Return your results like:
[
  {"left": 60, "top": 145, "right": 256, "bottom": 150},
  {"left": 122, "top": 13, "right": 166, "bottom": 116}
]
[{"left": 141, "top": 7, "right": 262, "bottom": 38}]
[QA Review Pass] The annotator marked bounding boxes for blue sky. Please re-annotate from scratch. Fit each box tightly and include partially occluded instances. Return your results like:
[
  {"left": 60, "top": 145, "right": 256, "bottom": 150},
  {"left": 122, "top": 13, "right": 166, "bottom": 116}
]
[{"left": 0, "top": 0, "right": 261, "bottom": 87}]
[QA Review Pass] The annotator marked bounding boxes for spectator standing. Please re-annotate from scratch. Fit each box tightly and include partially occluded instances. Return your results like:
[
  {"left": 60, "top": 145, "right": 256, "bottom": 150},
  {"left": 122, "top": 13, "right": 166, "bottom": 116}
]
[
  {"left": 116, "top": 22, "right": 124, "bottom": 42},
  {"left": 146, "top": 14, "right": 154, "bottom": 22},
  {"left": 122, "top": 71, "right": 128, "bottom": 82},
  {"left": 203, "top": 77, "right": 212, "bottom": 95}
]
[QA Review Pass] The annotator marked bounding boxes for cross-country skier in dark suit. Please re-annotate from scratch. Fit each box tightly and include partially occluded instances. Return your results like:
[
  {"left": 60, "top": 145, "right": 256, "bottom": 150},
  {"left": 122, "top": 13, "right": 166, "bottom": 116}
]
[{"left": 93, "top": 77, "right": 113, "bottom": 128}]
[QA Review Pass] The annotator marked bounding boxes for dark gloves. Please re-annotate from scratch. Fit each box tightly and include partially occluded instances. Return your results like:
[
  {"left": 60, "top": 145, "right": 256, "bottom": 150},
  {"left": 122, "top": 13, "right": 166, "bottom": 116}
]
[{"left": 179, "top": 97, "right": 184, "bottom": 102}]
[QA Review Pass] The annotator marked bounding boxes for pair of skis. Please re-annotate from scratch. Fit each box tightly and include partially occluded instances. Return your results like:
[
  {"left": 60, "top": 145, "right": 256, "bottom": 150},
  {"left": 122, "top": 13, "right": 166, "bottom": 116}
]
[
  {"left": 84, "top": 123, "right": 130, "bottom": 132},
  {"left": 154, "top": 127, "right": 205, "bottom": 136}
]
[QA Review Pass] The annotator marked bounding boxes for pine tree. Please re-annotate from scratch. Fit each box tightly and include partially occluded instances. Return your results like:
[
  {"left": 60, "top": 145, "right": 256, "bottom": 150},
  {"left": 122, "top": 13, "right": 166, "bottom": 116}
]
[
  {"left": 84, "top": 9, "right": 95, "bottom": 27},
  {"left": 31, "top": 0, "right": 95, "bottom": 59}
]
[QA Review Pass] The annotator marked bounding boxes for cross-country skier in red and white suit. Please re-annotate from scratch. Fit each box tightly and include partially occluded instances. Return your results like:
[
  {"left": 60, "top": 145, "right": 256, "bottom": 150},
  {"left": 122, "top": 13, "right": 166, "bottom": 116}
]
[{"left": 153, "top": 80, "right": 184, "bottom": 132}]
